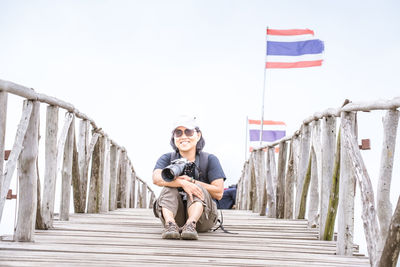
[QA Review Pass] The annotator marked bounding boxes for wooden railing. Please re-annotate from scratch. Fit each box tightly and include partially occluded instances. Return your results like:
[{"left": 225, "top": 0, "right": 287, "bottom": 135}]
[
  {"left": 0, "top": 79, "right": 155, "bottom": 242},
  {"left": 236, "top": 97, "right": 400, "bottom": 267}
]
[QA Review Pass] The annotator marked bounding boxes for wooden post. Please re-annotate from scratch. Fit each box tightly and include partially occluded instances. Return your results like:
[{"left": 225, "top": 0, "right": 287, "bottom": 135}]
[
  {"left": 41, "top": 105, "right": 59, "bottom": 227},
  {"left": 100, "top": 137, "right": 111, "bottom": 212},
  {"left": 265, "top": 148, "right": 276, "bottom": 218},
  {"left": 337, "top": 112, "right": 356, "bottom": 256},
  {"left": 342, "top": 111, "right": 380, "bottom": 266},
  {"left": 252, "top": 150, "right": 264, "bottom": 213},
  {"left": 14, "top": 100, "right": 40, "bottom": 242},
  {"left": 149, "top": 192, "right": 155, "bottom": 209},
  {"left": 141, "top": 182, "right": 147, "bottom": 208},
  {"left": 295, "top": 123, "right": 311, "bottom": 218},
  {"left": 377, "top": 109, "right": 399, "bottom": 251},
  {"left": 0, "top": 91, "right": 7, "bottom": 221},
  {"left": 0, "top": 101, "right": 33, "bottom": 222},
  {"left": 284, "top": 141, "right": 295, "bottom": 219},
  {"left": 130, "top": 170, "right": 136, "bottom": 208},
  {"left": 60, "top": 114, "right": 75, "bottom": 221},
  {"left": 323, "top": 129, "right": 341, "bottom": 241},
  {"left": 74, "top": 120, "right": 90, "bottom": 213},
  {"left": 109, "top": 145, "right": 119, "bottom": 211},
  {"left": 276, "top": 141, "right": 288, "bottom": 219},
  {"left": 87, "top": 135, "right": 105, "bottom": 213},
  {"left": 118, "top": 151, "right": 127, "bottom": 208},
  {"left": 136, "top": 180, "right": 142, "bottom": 208},
  {"left": 378, "top": 195, "right": 400, "bottom": 267},
  {"left": 308, "top": 120, "right": 321, "bottom": 227},
  {"left": 298, "top": 152, "right": 312, "bottom": 219},
  {"left": 258, "top": 150, "right": 267, "bottom": 216},
  {"left": 125, "top": 161, "right": 132, "bottom": 208},
  {"left": 320, "top": 116, "right": 336, "bottom": 239}
]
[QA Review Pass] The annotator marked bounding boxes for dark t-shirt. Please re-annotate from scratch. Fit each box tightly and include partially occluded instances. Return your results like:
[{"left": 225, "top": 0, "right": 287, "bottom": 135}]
[
  {"left": 216, "top": 187, "right": 237, "bottom": 209},
  {"left": 154, "top": 152, "right": 226, "bottom": 184}
]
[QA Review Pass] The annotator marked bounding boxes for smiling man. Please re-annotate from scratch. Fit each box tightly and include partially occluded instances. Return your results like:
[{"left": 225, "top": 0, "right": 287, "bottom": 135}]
[{"left": 152, "top": 116, "right": 226, "bottom": 240}]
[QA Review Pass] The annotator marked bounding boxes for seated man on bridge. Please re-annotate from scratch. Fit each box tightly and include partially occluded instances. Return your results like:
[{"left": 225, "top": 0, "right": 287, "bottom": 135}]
[{"left": 152, "top": 116, "right": 226, "bottom": 240}]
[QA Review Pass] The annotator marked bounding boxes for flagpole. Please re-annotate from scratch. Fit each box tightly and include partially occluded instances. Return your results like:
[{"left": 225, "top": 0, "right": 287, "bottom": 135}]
[{"left": 260, "top": 27, "right": 268, "bottom": 147}]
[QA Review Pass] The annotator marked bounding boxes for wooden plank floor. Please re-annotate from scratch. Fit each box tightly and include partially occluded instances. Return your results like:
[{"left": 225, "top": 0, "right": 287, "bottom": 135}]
[{"left": 0, "top": 208, "right": 369, "bottom": 266}]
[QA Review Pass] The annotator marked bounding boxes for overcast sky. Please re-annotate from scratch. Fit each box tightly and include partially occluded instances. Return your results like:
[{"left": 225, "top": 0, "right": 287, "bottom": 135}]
[{"left": 1, "top": 0, "right": 400, "bottom": 254}]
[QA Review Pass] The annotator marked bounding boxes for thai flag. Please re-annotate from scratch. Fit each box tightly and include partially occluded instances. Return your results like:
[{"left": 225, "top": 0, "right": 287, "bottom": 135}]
[
  {"left": 265, "top": 28, "right": 324, "bottom": 69},
  {"left": 248, "top": 119, "right": 286, "bottom": 151}
]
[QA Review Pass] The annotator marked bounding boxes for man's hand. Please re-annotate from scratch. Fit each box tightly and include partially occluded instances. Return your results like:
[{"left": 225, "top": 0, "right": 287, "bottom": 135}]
[{"left": 177, "top": 176, "right": 204, "bottom": 202}]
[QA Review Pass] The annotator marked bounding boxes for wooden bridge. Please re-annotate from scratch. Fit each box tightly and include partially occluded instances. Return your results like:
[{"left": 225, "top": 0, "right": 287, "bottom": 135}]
[{"left": 0, "top": 79, "right": 399, "bottom": 266}]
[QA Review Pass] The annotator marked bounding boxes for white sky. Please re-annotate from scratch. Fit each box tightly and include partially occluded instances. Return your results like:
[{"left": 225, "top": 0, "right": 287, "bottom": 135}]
[{"left": 1, "top": 0, "right": 400, "bottom": 256}]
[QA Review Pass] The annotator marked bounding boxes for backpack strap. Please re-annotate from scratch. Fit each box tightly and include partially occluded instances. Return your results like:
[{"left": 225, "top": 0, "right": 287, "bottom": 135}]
[
  {"left": 212, "top": 210, "right": 238, "bottom": 234},
  {"left": 196, "top": 151, "right": 209, "bottom": 181},
  {"left": 170, "top": 151, "right": 180, "bottom": 162}
]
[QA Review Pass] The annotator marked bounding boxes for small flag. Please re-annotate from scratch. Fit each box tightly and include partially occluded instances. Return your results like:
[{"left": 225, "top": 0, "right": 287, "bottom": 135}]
[
  {"left": 248, "top": 119, "right": 286, "bottom": 151},
  {"left": 266, "top": 28, "right": 324, "bottom": 69}
]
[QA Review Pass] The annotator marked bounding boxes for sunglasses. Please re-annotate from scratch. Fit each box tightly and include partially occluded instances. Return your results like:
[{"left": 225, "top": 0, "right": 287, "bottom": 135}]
[{"left": 174, "top": 128, "right": 196, "bottom": 138}]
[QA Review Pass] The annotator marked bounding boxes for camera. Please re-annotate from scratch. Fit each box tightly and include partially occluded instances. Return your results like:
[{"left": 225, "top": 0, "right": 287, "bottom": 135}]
[{"left": 161, "top": 158, "right": 189, "bottom": 182}]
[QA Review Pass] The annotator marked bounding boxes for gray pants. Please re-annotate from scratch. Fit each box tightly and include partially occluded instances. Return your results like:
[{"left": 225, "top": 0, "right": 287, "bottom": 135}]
[{"left": 153, "top": 185, "right": 218, "bottom": 233}]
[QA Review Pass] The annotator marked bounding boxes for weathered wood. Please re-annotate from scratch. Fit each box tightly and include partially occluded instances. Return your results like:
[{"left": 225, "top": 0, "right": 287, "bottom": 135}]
[
  {"left": 265, "top": 148, "right": 276, "bottom": 218},
  {"left": 41, "top": 105, "right": 59, "bottom": 228},
  {"left": 60, "top": 114, "right": 75, "bottom": 221},
  {"left": 35, "top": 159, "right": 47, "bottom": 230},
  {"left": 276, "top": 141, "right": 288, "bottom": 219},
  {"left": 307, "top": 149, "right": 319, "bottom": 227},
  {"left": 136, "top": 181, "right": 142, "bottom": 208},
  {"left": 118, "top": 151, "right": 127, "bottom": 208},
  {"left": 0, "top": 100, "right": 33, "bottom": 222},
  {"left": 125, "top": 162, "right": 132, "bottom": 208},
  {"left": 320, "top": 116, "right": 336, "bottom": 239},
  {"left": 323, "top": 129, "right": 341, "bottom": 241},
  {"left": 342, "top": 111, "right": 380, "bottom": 266},
  {"left": 337, "top": 112, "right": 356, "bottom": 256},
  {"left": 252, "top": 150, "right": 264, "bottom": 213},
  {"left": 57, "top": 113, "right": 74, "bottom": 175},
  {"left": 76, "top": 120, "right": 91, "bottom": 213},
  {"left": 258, "top": 150, "right": 267, "bottom": 216},
  {"left": 100, "top": 137, "right": 111, "bottom": 212},
  {"left": 14, "top": 100, "right": 40, "bottom": 242},
  {"left": 130, "top": 170, "right": 137, "bottom": 209},
  {"left": 298, "top": 152, "right": 312, "bottom": 220},
  {"left": 378, "top": 195, "right": 400, "bottom": 267},
  {"left": 140, "top": 182, "right": 147, "bottom": 208},
  {"left": 284, "top": 141, "right": 295, "bottom": 219},
  {"left": 71, "top": 131, "right": 81, "bottom": 213},
  {"left": 109, "top": 145, "right": 120, "bottom": 211},
  {"left": 295, "top": 124, "right": 311, "bottom": 218},
  {"left": 268, "top": 147, "right": 277, "bottom": 213},
  {"left": 87, "top": 136, "right": 105, "bottom": 213},
  {"left": 0, "top": 91, "right": 7, "bottom": 220},
  {"left": 244, "top": 161, "right": 252, "bottom": 210},
  {"left": 148, "top": 192, "right": 155, "bottom": 209},
  {"left": 377, "top": 109, "right": 399, "bottom": 251}
]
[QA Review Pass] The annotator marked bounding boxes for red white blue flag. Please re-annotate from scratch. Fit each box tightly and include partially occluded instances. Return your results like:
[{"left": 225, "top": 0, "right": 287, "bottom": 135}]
[
  {"left": 248, "top": 119, "right": 286, "bottom": 151},
  {"left": 265, "top": 28, "right": 324, "bottom": 69}
]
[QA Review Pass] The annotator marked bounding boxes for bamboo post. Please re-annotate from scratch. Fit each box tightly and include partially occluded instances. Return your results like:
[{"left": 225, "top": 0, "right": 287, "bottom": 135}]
[
  {"left": 109, "top": 145, "right": 119, "bottom": 211},
  {"left": 0, "top": 91, "right": 7, "bottom": 212},
  {"left": 0, "top": 101, "right": 33, "bottom": 221},
  {"left": 295, "top": 124, "right": 311, "bottom": 218},
  {"left": 284, "top": 141, "right": 295, "bottom": 219},
  {"left": 265, "top": 148, "right": 276, "bottom": 218},
  {"left": 87, "top": 135, "right": 105, "bottom": 213},
  {"left": 276, "top": 141, "right": 288, "bottom": 219},
  {"left": 337, "top": 112, "right": 356, "bottom": 256},
  {"left": 60, "top": 114, "right": 75, "bottom": 221},
  {"left": 320, "top": 116, "right": 336, "bottom": 239},
  {"left": 14, "top": 100, "right": 40, "bottom": 242},
  {"left": 323, "top": 129, "right": 341, "bottom": 240},
  {"left": 378, "top": 195, "right": 400, "bottom": 267},
  {"left": 343, "top": 111, "right": 380, "bottom": 266},
  {"left": 100, "top": 137, "right": 111, "bottom": 212},
  {"left": 377, "top": 109, "right": 399, "bottom": 251},
  {"left": 41, "top": 106, "right": 59, "bottom": 227}
]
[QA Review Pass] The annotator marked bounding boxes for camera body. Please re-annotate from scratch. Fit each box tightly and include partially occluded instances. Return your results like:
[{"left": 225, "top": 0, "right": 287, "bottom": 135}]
[{"left": 161, "top": 158, "right": 190, "bottom": 182}]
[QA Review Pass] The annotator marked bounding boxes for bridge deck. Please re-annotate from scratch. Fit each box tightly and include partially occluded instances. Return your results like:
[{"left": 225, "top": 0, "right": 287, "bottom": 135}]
[{"left": 0, "top": 209, "right": 369, "bottom": 266}]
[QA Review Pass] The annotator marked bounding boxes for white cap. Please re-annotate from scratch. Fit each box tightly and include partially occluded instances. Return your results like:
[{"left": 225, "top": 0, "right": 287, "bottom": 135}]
[{"left": 172, "top": 115, "right": 199, "bottom": 130}]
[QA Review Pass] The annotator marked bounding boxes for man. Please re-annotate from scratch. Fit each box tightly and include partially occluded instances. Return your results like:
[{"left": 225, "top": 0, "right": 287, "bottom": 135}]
[{"left": 152, "top": 116, "right": 226, "bottom": 240}]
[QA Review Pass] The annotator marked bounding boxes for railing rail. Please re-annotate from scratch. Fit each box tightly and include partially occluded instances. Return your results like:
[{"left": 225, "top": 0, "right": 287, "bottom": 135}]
[
  {"left": 237, "top": 97, "right": 400, "bottom": 267},
  {"left": 0, "top": 79, "right": 155, "bottom": 242}
]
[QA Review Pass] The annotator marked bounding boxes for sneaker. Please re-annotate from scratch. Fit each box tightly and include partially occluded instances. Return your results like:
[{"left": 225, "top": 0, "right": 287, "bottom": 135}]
[
  {"left": 181, "top": 221, "right": 198, "bottom": 240},
  {"left": 162, "top": 222, "right": 180, "bottom": 239}
]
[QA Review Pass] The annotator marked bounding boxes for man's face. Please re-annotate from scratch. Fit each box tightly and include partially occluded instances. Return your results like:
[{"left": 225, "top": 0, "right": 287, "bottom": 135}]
[{"left": 173, "top": 126, "right": 200, "bottom": 153}]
